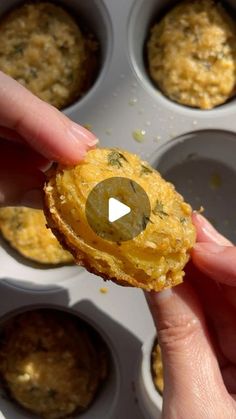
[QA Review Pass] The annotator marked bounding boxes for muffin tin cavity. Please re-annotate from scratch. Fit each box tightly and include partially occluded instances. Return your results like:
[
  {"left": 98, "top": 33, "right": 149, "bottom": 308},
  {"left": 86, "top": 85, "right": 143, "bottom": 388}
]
[
  {"left": 128, "top": 0, "right": 236, "bottom": 113},
  {"left": 0, "top": 0, "right": 112, "bottom": 111},
  {"left": 152, "top": 130, "right": 236, "bottom": 242},
  {"left": 0, "top": 307, "right": 120, "bottom": 419}
]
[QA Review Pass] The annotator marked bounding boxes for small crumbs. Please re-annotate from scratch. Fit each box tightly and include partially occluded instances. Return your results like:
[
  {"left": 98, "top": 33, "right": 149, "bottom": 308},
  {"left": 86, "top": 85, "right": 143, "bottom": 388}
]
[
  {"left": 129, "top": 98, "right": 138, "bottom": 106},
  {"left": 49, "top": 208, "right": 56, "bottom": 214},
  {"left": 83, "top": 123, "right": 92, "bottom": 131},
  {"left": 192, "top": 120, "right": 198, "bottom": 126},
  {"left": 210, "top": 173, "right": 222, "bottom": 190},
  {"left": 132, "top": 129, "right": 146, "bottom": 143},
  {"left": 181, "top": 202, "right": 192, "bottom": 215},
  {"left": 46, "top": 185, "right": 53, "bottom": 192},
  {"left": 100, "top": 287, "right": 108, "bottom": 294},
  {"left": 197, "top": 206, "right": 205, "bottom": 214},
  {"left": 153, "top": 135, "right": 161, "bottom": 142},
  {"left": 145, "top": 241, "right": 157, "bottom": 249}
]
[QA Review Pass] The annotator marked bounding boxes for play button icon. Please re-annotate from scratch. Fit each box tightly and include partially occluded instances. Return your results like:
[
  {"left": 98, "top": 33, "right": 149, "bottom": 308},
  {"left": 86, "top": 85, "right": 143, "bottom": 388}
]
[
  {"left": 85, "top": 177, "right": 151, "bottom": 242},
  {"left": 108, "top": 198, "right": 131, "bottom": 222}
]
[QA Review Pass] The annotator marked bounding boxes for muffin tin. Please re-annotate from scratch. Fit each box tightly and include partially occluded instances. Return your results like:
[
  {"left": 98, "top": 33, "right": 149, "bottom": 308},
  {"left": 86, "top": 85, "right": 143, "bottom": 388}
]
[{"left": 0, "top": 0, "right": 236, "bottom": 418}]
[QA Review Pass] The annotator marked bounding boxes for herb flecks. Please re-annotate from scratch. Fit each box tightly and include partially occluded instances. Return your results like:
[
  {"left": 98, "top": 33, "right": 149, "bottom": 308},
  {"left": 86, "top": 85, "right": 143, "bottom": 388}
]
[
  {"left": 180, "top": 217, "right": 186, "bottom": 224},
  {"left": 130, "top": 180, "right": 136, "bottom": 193},
  {"left": 12, "top": 43, "right": 26, "bottom": 55},
  {"left": 107, "top": 150, "right": 128, "bottom": 168},
  {"left": 153, "top": 200, "right": 169, "bottom": 219},
  {"left": 140, "top": 164, "right": 153, "bottom": 175},
  {"left": 142, "top": 214, "right": 153, "bottom": 230},
  {"left": 48, "top": 389, "right": 57, "bottom": 398}
]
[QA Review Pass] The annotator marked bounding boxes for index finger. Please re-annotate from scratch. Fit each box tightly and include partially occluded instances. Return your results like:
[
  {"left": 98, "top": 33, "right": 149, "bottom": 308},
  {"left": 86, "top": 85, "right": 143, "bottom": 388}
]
[{"left": 0, "top": 72, "right": 98, "bottom": 164}]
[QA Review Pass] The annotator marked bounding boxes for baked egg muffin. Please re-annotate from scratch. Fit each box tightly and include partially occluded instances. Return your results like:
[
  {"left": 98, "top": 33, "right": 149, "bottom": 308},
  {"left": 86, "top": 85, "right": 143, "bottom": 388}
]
[
  {"left": 147, "top": 0, "right": 236, "bottom": 109},
  {"left": 44, "top": 148, "right": 196, "bottom": 291},
  {"left": 0, "top": 2, "right": 99, "bottom": 109},
  {"left": 0, "top": 309, "right": 109, "bottom": 419},
  {"left": 151, "top": 342, "right": 164, "bottom": 395},
  {"left": 0, "top": 207, "right": 73, "bottom": 265}
]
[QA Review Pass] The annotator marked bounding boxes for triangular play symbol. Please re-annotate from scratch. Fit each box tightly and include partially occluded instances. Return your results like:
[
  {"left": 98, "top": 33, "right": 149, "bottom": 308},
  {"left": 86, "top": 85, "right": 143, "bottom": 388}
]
[{"left": 108, "top": 198, "right": 131, "bottom": 223}]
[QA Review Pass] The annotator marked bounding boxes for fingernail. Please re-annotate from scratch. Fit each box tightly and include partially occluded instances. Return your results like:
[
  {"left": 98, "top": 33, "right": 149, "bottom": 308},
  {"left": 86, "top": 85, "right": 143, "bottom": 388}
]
[
  {"left": 194, "top": 242, "right": 226, "bottom": 255},
  {"left": 68, "top": 123, "right": 98, "bottom": 147},
  {"left": 193, "top": 213, "right": 232, "bottom": 246},
  {"left": 147, "top": 288, "right": 173, "bottom": 307},
  {"left": 21, "top": 189, "right": 43, "bottom": 209}
]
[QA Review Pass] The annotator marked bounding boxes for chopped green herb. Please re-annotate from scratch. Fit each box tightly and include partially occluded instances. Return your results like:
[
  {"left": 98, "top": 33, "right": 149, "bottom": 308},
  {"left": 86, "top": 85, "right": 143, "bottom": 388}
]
[
  {"left": 29, "top": 386, "right": 39, "bottom": 393},
  {"left": 142, "top": 214, "right": 153, "bottom": 230},
  {"left": 30, "top": 68, "right": 38, "bottom": 78},
  {"left": 142, "top": 215, "right": 149, "bottom": 230},
  {"left": 107, "top": 150, "right": 128, "bottom": 168},
  {"left": 59, "top": 44, "right": 69, "bottom": 53},
  {"left": 210, "top": 173, "right": 222, "bottom": 190},
  {"left": 140, "top": 164, "right": 153, "bottom": 175},
  {"left": 180, "top": 217, "right": 186, "bottom": 224},
  {"left": 130, "top": 180, "right": 136, "bottom": 193},
  {"left": 12, "top": 43, "right": 26, "bottom": 55},
  {"left": 153, "top": 200, "right": 169, "bottom": 218},
  {"left": 48, "top": 389, "right": 57, "bottom": 398},
  {"left": 67, "top": 72, "right": 74, "bottom": 83}
]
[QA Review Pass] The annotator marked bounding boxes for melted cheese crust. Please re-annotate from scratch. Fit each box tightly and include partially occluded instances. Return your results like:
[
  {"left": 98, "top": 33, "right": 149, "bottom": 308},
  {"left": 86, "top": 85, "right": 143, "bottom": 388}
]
[
  {"left": 0, "top": 310, "right": 108, "bottom": 419},
  {"left": 147, "top": 0, "right": 236, "bottom": 109},
  {"left": 44, "top": 148, "right": 196, "bottom": 291},
  {"left": 0, "top": 207, "right": 73, "bottom": 265},
  {"left": 0, "top": 2, "right": 99, "bottom": 109}
]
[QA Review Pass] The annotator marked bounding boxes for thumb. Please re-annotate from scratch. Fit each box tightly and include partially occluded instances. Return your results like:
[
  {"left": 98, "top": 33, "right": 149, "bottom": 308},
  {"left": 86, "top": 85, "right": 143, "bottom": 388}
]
[{"left": 147, "top": 284, "right": 227, "bottom": 418}]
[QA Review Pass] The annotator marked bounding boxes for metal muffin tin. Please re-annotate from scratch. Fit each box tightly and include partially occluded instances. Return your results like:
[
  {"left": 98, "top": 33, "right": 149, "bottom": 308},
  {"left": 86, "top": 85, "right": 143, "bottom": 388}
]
[{"left": 0, "top": 0, "right": 236, "bottom": 417}]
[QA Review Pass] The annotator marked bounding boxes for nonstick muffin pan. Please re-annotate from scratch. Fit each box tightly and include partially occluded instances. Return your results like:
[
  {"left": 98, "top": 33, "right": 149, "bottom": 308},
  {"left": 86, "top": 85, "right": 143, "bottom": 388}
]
[{"left": 0, "top": 0, "right": 236, "bottom": 418}]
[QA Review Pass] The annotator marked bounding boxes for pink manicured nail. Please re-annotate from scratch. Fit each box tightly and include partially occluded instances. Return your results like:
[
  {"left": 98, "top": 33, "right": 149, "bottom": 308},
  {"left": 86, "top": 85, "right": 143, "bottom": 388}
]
[
  {"left": 147, "top": 288, "right": 173, "bottom": 306},
  {"left": 68, "top": 123, "right": 98, "bottom": 147},
  {"left": 153, "top": 288, "right": 173, "bottom": 301},
  {"left": 194, "top": 242, "right": 226, "bottom": 255},
  {"left": 193, "top": 213, "right": 232, "bottom": 246}
]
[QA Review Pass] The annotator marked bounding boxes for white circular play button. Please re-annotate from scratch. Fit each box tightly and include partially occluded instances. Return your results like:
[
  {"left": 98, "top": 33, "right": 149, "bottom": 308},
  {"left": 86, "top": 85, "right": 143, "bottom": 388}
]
[
  {"left": 85, "top": 177, "right": 151, "bottom": 242},
  {"left": 108, "top": 198, "right": 131, "bottom": 223}
]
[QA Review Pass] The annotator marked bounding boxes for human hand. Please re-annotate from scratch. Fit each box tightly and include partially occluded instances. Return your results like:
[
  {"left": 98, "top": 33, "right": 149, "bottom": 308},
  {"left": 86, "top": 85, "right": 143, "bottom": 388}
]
[
  {"left": 0, "top": 71, "right": 97, "bottom": 208},
  {"left": 147, "top": 214, "right": 236, "bottom": 419}
]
